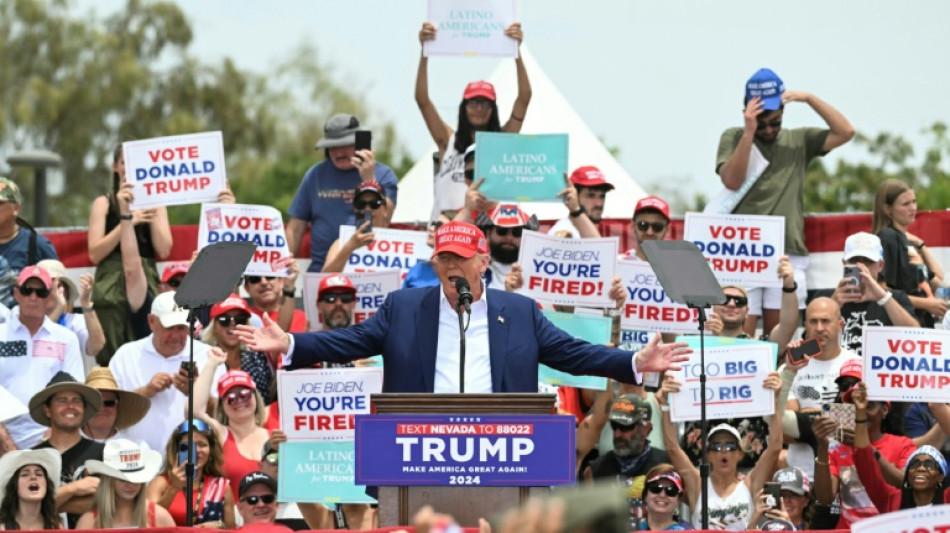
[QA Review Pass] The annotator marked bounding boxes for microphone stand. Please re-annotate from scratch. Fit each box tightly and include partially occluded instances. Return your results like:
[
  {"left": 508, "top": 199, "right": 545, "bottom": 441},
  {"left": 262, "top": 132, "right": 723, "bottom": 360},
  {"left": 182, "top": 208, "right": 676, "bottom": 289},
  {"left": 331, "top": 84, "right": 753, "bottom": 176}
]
[
  {"left": 694, "top": 305, "right": 709, "bottom": 530},
  {"left": 185, "top": 309, "right": 198, "bottom": 527},
  {"left": 456, "top": 303, "right": 466, "bottom": 393}
]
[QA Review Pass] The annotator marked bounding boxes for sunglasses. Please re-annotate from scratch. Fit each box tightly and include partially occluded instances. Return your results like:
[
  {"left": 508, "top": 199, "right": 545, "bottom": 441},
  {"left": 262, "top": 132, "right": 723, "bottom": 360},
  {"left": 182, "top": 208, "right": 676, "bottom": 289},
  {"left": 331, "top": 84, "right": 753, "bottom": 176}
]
[
  {"left": 319, "top": 293, "right": 356, "bottom": 304},
  {"left": 609, "top": 421, "right": 638, "bottom": 432},
  {"left": 465, "top": 99, "right": 492, "bottom": 110},
  {"left": 245, "top": 276, "right": 277, "bottom": 284},
  {"left": 17, "top": 286, "right": 51, "bottom": 298},
  {"left": 215, "top": 315, "right": 249, "bottom": 327},
  {"left": 241, "top": 494, "right": 276, "bottom": 506},
  {"left": 494, "top": 227, "right": 523, "bottom": 238},
  {"left": 264, "top": 452, "right": 278, "bottom": 466},
  {"left": 102, "top": 399, "right": 119, "bottom": 408},
  {"left": 757, "top": 119, "right": 782, "bottom": 132},
  {"left": 166, "top": 277, "right": 183, "bottom": 288},
  {"left": 708, "top": 442, "right": 740, "bottom": 453},
  {"left": 636, "top": 221, "right": 667, "bottom": 233},
  {"left": 354, "top": 198, "right": 385, "bottom": 210},
  {"left": 177, "top": 419, "right": 210, "bottom": 435},
  {"left": 722, "top": 294, "right": 748, "bottom": 307},
  {"left": 225, "top": 388, "right": 254, "bottom": 406},
  {"left": 908, "top": 458, "right": 940, "bottom": 472},
  {"left": 646, "top": 484, "right": 681, "bottom": 497}
]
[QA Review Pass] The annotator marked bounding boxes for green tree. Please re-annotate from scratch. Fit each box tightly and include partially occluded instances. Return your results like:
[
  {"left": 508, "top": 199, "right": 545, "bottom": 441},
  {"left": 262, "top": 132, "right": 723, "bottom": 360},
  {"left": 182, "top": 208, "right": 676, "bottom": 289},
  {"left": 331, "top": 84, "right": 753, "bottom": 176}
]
[{"left": 804, "top": 122, "right": 950, "bottom": 212}]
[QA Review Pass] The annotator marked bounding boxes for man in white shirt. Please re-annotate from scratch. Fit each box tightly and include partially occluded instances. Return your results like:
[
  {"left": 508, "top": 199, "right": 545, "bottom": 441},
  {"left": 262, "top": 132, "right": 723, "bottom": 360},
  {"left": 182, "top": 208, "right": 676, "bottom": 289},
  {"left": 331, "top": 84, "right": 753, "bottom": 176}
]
[
  {"left": 0, "top": 266, "right": 84, "bottom": 449},
  {"left": 109, "top": 292, "right": 223, "bottom": 452}
]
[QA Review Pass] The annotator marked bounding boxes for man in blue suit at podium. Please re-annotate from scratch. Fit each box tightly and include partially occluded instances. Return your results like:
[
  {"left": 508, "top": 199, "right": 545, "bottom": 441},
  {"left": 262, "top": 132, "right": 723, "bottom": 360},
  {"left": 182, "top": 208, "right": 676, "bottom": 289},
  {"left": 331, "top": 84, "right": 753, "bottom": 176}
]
[{"left": 237, "top": 222, "right": 692, "bottom": 392}]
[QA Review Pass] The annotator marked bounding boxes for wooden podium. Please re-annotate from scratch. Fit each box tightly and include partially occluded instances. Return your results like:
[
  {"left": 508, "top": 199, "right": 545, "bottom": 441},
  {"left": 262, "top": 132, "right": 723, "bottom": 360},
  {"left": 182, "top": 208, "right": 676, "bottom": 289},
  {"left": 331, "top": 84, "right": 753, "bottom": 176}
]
[{"left": 371, "top": 393, "right": 557, "bottom": 527}]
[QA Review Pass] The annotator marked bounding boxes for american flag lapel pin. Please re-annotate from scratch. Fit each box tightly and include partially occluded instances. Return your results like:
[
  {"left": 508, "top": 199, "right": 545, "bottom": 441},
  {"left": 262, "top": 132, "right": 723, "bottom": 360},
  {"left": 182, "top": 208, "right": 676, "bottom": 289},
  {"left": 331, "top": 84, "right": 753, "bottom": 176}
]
[{"left": 498, "top": 316, "right": 505, "bottom": 324}]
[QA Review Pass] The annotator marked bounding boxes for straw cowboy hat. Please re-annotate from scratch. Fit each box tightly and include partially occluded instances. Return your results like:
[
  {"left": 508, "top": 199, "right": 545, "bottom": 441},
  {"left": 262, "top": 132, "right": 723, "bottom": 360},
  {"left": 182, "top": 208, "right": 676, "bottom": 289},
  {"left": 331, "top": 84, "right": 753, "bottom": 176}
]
[
  {"left": 28, "top": 372, "right": 101, "bottom": 427},
  {"left": 84, "top": 367, "right": 151, "bottom": 430}
]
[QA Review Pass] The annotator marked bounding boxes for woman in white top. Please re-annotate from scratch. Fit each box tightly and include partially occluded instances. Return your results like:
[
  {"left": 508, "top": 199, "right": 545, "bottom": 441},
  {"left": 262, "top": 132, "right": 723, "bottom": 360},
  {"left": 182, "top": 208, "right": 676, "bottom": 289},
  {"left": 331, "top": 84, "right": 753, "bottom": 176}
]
[
  {"left": 415, "top": 21, "right": 532, "bottom": 220},
  {"left": 656, "top": 371, "right": 784, "bottom": 530}
]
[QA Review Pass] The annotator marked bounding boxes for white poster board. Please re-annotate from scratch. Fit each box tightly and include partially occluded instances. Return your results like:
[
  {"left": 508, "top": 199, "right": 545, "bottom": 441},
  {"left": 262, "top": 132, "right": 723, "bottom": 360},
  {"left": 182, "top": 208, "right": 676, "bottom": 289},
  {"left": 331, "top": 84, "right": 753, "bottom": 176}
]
[
  {"left": 124, "top": 131, "right": 227, "bottom": 209},
  {"left": 302, "top": 271, "right": 402, "bottom": 331},
  {"left": 863, "top": 326, "right": 950, "bottom": 403},
  {"left": 616, "top": 260, "right": 702, "bottom": 333},
  {"left": 424, "top": 0, "right": 517, "bottom": 58},
  {"left": 198, "top": 203, "right": 290, "bottom": 276},
  {"left": 337, "top": 226, "right": 432, "bottom": 278},
  {"left": 517, "top": 230, "right": 618, "bottom": 307},
  {"left": 683, "top": 213, "right": 785, "bottom": 287},
  {"left": 852, "top": 506, "right": 950, "bottom": 533},
  {"left": 277, "top": 367, "right": 383, "bottom": 441}
]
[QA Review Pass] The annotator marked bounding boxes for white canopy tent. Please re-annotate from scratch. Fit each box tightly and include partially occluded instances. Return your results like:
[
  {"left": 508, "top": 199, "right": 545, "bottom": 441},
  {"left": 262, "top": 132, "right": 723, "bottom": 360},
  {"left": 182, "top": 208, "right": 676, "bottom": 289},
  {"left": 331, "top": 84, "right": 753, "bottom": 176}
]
[{"left": 392, "top": 46, "right": 648, "bottom": 223}]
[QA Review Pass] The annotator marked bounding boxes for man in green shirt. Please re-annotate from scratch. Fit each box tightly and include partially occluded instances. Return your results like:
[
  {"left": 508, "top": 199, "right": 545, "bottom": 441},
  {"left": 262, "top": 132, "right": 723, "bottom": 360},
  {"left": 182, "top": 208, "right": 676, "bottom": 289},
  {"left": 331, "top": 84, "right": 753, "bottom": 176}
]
[{"left": 716, "top": 68, "right": 855, "bottom": 337}]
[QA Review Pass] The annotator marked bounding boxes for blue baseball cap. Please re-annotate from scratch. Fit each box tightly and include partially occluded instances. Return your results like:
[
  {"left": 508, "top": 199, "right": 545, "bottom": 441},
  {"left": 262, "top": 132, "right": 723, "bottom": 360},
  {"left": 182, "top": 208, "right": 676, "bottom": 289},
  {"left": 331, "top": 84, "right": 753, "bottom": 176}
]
[{"left": 745, "top": 68, "right": 785, "bottom": 111}]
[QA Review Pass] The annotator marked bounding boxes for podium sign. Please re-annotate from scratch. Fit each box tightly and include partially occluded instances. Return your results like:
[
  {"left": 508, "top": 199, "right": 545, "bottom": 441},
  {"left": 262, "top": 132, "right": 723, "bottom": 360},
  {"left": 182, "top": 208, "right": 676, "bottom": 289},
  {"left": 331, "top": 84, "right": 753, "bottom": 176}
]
[{"left": 354, "top": 414, "right": 575, "bottom": 487}]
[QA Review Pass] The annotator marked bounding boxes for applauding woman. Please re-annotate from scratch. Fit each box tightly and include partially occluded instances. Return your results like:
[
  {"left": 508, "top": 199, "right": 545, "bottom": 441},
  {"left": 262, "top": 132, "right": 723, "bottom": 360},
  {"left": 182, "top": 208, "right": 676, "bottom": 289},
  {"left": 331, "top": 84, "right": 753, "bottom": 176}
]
[
  {"left": 77, "top": 439, "right": 174, "bottom": 529},
  {"left": 0, "top": 449, "right": 62, "bottom": 530},
  {"left": 851, "top": 381, "right": 950, "bottom": 510},
  {"left": 415, "top": 20, "right": 531, "bottom": 219},
  {"left": 657, "top": 372, "right": 785, "bottom": 530}
]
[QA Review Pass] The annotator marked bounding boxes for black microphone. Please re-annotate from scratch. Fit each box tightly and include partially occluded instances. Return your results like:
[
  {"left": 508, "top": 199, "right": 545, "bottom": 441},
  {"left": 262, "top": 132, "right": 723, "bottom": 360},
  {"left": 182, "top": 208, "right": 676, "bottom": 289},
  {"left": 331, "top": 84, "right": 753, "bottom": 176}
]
[{"left": 454, "top": 277, "right": 473, "bottom": 315}]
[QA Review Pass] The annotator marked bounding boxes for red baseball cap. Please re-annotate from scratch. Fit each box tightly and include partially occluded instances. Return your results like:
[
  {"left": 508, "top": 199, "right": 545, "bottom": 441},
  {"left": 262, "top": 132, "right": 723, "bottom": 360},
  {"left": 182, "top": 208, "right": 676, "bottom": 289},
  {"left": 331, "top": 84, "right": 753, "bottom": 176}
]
[
  {"left": 432, "top": 221, "right": 488, "bottom": 259},
  {"left": 355, "top": 182, "right": 385, "bottom": 198},
  {"left": 217, "top": 370, "right": 256, "bottom": 397},
  {"left": 17, "top": 266, "right": 52, "bottom": 289},
  {"left": 462, "top": 81, "right": 496, "bottom": 101},
  {"left": 569, "top": 166, "right": 614, "bottom": 190},
  {"left": 488, "top": 204, "right": 531, "bottom": 228},
  {"left": 161, "top": 261, "right": 190, "bottom": 283},
  {"left": 210, "top": 294, "right": 251, "bottom": 319},
  {"left": 836, "top": 358, "right": 863, "bottom": 383},
  {"left": 318, "top": 274, "right": 356, "bottom": 294},
  {"left": 634, "top": 195, "right": 670, "bottom": 221}
]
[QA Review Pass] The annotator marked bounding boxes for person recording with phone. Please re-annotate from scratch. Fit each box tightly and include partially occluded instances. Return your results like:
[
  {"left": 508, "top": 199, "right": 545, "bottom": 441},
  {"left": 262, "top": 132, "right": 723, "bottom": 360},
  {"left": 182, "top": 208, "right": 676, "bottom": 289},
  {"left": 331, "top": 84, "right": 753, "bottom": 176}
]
[
  {"left": 746, "top": 468, "right": 811, "bottom": 530},
  {"left": 146, "top": 420, "right": 234, "bottom": 528},
  {"left": 286, "top": 115, "right": 398, "bottom": 273},
  {"left": 235, "top": 221, "right": 693, "bottom": 393},
  {"left": 826, "top": 232, "right": 918, "bottom": 357},
  {"left": 321, "top": 182, "right": 392, "bottom": 273}
]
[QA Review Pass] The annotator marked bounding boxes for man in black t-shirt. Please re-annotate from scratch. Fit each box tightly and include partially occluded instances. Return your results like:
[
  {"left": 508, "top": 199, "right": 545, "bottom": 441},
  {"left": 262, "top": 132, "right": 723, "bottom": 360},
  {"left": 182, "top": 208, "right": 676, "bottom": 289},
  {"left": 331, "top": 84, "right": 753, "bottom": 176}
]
[
  {"left": 828, "top": 232, "right": 918, "bottom": 356},
  {"left": 585, "top": 395, "right": 668, "bottom": 482},
  {"left": 28, "top": 372, "right": 104, "bottom": 528}
]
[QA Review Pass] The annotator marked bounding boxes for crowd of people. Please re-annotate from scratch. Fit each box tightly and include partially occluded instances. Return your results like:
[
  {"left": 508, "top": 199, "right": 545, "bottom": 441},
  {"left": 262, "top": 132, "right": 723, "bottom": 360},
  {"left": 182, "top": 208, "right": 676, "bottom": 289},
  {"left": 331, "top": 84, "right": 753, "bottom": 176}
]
[{"left": 0, "top": 20, "right": 948, "bottom": 533}]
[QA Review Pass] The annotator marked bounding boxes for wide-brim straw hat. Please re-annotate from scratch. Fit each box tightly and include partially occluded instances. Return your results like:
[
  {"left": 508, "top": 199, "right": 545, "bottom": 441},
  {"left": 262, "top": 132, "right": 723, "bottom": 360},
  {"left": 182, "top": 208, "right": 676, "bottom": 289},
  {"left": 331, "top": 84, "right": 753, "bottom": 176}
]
[
  {"left": 84, "top": 367, "right": 151, "bottom": 430},
  {"left": 29, "top": 372, "right": 101, "bottom": 427}
]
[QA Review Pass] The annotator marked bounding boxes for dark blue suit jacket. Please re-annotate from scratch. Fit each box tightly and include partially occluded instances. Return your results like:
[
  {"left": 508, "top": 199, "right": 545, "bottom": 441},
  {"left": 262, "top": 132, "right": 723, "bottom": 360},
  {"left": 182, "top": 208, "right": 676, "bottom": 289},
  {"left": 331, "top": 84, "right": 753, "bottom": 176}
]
[{"left": 288, "top": 287, "right": 638, "bottom": 392}]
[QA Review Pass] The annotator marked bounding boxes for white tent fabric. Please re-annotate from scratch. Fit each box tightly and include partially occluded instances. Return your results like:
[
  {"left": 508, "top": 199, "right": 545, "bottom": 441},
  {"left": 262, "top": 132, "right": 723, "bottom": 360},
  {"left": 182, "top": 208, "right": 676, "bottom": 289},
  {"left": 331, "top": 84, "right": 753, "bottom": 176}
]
[{"left": 392, "top": 46, "right": 648, "bottom": 224}]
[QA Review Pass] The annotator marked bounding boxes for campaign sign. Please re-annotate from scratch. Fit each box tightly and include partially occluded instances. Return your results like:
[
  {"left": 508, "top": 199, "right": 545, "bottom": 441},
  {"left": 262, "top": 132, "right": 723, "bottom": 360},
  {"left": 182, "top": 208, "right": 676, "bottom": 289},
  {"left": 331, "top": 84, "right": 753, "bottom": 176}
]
[
  {"left": 518, "top": 230, "right": 617, "bottom": 307},
  {"left": 684, "top": 213, "right": 785, "bottom": 287},
  {"left": 668, "top": 337, "right": 775, "bottom": 422},
  {"left": 354, "top": 414, "right": 575, "bottom": 486},
  {"left": 539, "top": 311, "right": 610, "bottom": 390},
  {"left": 852, "top": 505, "right": 950, "bottom": 533},
  {"left": 198, "top": 203, "right": 289, "bottom": 276},
  {"left": 278, "top": 368, "right": 383, "bottom": 441},
  {"left": 303, "top": 271, "right": 401, "bottom": 330},
  {"left": 424, "top": 0, "right": 517, "bottom": 58},
  {"left": 863, "top": 326, "right": 950, "bottom": 403},
  {"left": 475, "top": 132, "right": 568, "bottom": 202},
  {"left": 278, "top": 441, "right": 375, "bottom": 504},
  {"left": 124, "top": 131, "right": 226, "bottom": 209},
  {"left": 617, "top": 259, "right": 701, "bottom": 334},
  {"left": 337, "top": 226, "right": 432, "bottom": 277}
]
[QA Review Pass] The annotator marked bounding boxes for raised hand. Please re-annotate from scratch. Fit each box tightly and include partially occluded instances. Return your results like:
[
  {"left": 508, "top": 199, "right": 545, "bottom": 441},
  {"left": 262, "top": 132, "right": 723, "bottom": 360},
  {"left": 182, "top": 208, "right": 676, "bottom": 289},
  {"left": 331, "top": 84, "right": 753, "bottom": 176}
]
[
  {"left": 635, "top": 333, "right": 692, "bottom": 373},
  {"left": 743, "top": 97, "right": 764, "bottom": 134},
  {"left": 235, "top": 313, "right": 291, "bottom": 354}
]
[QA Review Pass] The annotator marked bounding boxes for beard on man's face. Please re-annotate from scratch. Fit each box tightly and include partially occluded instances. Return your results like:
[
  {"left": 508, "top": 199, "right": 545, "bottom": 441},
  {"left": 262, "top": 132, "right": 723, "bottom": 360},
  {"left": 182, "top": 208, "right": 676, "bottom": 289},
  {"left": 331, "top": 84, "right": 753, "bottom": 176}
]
[{"left": 489, "top": 242, "right": 519, "bottom": 264}]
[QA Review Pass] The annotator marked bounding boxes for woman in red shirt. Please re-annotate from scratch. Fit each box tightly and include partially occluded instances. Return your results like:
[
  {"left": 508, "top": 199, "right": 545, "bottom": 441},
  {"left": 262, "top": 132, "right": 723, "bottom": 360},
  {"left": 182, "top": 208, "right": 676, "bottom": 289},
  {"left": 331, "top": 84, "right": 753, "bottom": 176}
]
[{"left": 851, "top": 382, "right": 950, "bottom": 511}]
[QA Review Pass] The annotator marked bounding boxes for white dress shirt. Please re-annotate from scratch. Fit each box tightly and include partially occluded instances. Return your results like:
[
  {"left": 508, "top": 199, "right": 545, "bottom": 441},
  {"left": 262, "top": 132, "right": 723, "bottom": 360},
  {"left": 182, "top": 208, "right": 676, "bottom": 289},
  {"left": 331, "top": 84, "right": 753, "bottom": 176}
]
[{"left": 434, "top": 289, "right": 492, "bottom": 393}]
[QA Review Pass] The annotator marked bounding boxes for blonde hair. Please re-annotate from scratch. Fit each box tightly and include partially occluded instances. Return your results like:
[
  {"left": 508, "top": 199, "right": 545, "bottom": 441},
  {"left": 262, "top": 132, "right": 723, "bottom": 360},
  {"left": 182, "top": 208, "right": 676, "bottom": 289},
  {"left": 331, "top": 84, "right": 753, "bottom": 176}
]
[
  {"left": 93, "top": 476, "right": 148, "bottom": 529},
  {"left": 214, "top": 389, "right": 266, "bottom": 427}
]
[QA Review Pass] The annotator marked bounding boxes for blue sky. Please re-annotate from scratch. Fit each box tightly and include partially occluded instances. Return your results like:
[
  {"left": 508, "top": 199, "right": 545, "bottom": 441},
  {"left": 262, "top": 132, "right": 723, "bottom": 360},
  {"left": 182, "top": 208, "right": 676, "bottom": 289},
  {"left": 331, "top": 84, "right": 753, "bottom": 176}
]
[{"left": 82, "top": 0, "right": 950, "bottom": 205}]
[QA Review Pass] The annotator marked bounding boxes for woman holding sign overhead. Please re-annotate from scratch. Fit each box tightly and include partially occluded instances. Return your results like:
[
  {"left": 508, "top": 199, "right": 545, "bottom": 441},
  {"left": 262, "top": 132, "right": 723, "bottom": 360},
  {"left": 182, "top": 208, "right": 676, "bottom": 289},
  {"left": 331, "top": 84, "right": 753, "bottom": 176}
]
[
  {"left": 415, "top": 20, "right": 532, "bottom": 222},
  {"left": 88, "top": 145, "right": 173, "bottom": 364},
  {"left": 656, "top": 372, "right": 785, "bottom": 530}
]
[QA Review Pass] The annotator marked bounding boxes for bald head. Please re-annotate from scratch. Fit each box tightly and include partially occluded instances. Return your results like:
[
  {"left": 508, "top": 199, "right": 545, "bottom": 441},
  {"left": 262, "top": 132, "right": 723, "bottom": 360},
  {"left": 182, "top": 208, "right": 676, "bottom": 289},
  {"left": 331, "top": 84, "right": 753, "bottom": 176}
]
[{"left": 804, "top": 297, "right": 843, "bottom": 358}]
